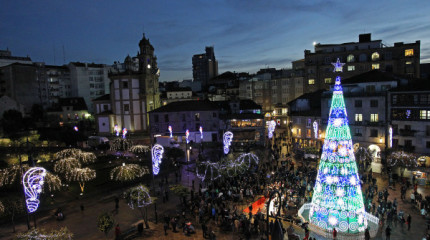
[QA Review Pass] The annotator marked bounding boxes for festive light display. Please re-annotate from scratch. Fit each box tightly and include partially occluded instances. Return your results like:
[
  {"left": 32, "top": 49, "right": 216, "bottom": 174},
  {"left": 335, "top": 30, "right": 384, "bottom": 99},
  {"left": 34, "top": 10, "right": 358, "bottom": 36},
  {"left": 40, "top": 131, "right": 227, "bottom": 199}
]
[
  {"left": 110, "top": 138, "right": 133, "bottom": 152},
  {"left": 66, "top": 167, "right": 96, "bottom": 193},
  {"left": 388, "top": 151, "right": 418, "bottom": 168},
  {"left": 129, "top": 145, "right": 150, "bottom": 154},
  {"left": 43, "top": 171, "right": 62, "bottom": 192},
  {"left": 110, "top": 163, "right": 149, "bottom": 181},
  {"left": 0, "top": 164, "right": 29, "bottom": 187},
  {"left": 126, "top": 184, "right": 152, "bottom": 209},
  {"left": 199, "top": 126, "right": 203, "bottom": 139},
  {"left": 114, "top": 125, "right": 120, "bottom": 136},
  {"left": 388, "top": 127, "right": 393, "bottom": 148},
  {"left": 223, "top": 131, "right": 233, "bottom": 154},
  {"left": 196, "top": 161, "right": 221, "bottom": 182},
  {"left": 268, "top": 120, "right": 276, "bottom": 139},
  {"left": 54, "top": 148, "right": 82, "bottom": 160},
  {"left": 151, "top": 144, "right": 164, "bottom": 175},
  {"left": 53, "top": 158, "right": 81, "bottom": 173},
  {"left": 313, "top": 121, "right": 319, "bottom": 139},
  {"left": 168, "top": 125, "right": 173, "bottom": 138},
  {"left": 0, "top": 200, "right": 4, "bottom": 214},
  {"left": 309, "top": 59, "right": 368, "bottom": 234},
  {"left": 78, "top": 152, "right": 96, "bottom": 164},
  {"left": 73, "top": 126, "right": 79, "bottom": 132},
  {"left": 185, "top": 129, "right": 190, "bottom": 144},
  {"left": 16, "top": 227, "right": 73, "bottom": 240},
  {"left": 236, "top": 153, "right": 259, "bottom": 167},
  {"left": 23, "top": 167, "right": 47, "bottom": 213},
  {"left": 122, "top": 128, "right": 128, "bottom": 139}
]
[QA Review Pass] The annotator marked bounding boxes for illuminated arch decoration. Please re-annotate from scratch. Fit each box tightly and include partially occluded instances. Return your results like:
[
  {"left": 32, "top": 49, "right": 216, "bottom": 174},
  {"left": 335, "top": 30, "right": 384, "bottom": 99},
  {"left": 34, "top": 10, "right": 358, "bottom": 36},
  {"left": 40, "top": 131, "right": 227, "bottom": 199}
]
[
  {"left": 23, "top": 167, "right": 47, "bottom": 213},
  {"left": 236, "top": 153, "right": 259, "bottom": 167},
  {"left": 313, "top": 121, "right": 319, "bottom": 139},
  {"left": 168, "top": 126, "right": 173, "bottom": 138},
  {"left": 151, "top": 144, "right": 164, "bottom": 175},
  {"left": 199, "top": 126, "right": 203, "bottom": 139},
  {"left": 196, "top": 161, "right": 221, "bottom": 182},
  {"left": 223, "top": 131, "right": 233, "bottom": 154},
  {"left": 309, "top": 59, "right": 370, "bottom": 234},
  {"left": 268, "top": 120, "right": 276, "bottom": 139}
]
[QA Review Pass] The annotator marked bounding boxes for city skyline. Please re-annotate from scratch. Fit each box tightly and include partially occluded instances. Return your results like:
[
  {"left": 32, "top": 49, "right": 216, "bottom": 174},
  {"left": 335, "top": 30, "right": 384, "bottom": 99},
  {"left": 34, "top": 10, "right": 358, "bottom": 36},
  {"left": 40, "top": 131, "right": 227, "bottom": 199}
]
[{"left": 1, "top": 0, "right": 429, "bottom": 82}]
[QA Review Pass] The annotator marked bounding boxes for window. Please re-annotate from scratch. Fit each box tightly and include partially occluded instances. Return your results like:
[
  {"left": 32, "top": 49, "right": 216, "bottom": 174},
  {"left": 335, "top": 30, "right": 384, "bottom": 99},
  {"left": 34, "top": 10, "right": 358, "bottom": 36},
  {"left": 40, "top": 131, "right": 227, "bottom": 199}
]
[
  {"left": 103, "top": 104, "right": 109, "bottom": 111},
  {"left": 370, "top": 114, "right": 379, "bottom": 122},
  {"left": 348, "top": 65, "right": 355, "bottom": 71},
  {"left": 405, "top": 49, "right": 414, "bottom": 56},
  {"left": 213, "top": 112, "right": 217, "bottom": 118},
  {"left": 355, "top": 100, "right": 362, "bottom": 107},
  {"left": 392, "top": 95, "right": 398, "bottom": 105},
  {"left": 324, "top": 78, "right": 332, "bottom": 84},
  {"left": 370, "top": 100, "right": 378, "bottom": 108},
  {"left": 308, "top": 79, "right": 315, "bottom": 85},
  {"left": 366, "top": 85, "right": 376, "bottom": 93},
  {"left": 385, "top": 52, "right": 392, "bottom": 60},
  {"left": 355, "top": 128, "right": 362, "bottom": 136},
  {"left": 306, "top": 129, "right": 312, "bottom": 138},
  {"left": 164, "top": 114, "right": 169, "bottom": 122},
  {"left": 406, "top": 61, "right": 412, "bottom": 65},
  {"left": 420, "top": 110, "right": 430, "bottom": 120},
  {"left": 371, "top": 52, "right": 380, "bottom": 61},
  {"left": 195, "top": 113, "right": 200, "bottom": 121},
  {"left": 372, "top": 64, "right": 380, "bottom": 70},
  {"left": 359, "top": 54, "right": 367, "bottom": 62},
  {"left": 370, "top": 129, "right": 378, "bottom": 137},
  {"left": 122, "top": 81, "right": 128, "bottom": 89},
  {"left": 355, "top": 114, "right": 363, "bottom": 122},
  {"left": 426, "top": 141, "right": 430, "bottom": 149},
  {"left": 154, "top": 115, "right": 159, "bottom": 123},
  {"left": 296, "top": 128, "right": 301, "bottom": 137},
  {"left": 347, "top": 54, "right": 355, "bottom": 63},
  {"left": 306, "top": 119, "right": 312, "bottom": 128},
  {"left": 427, "top": 126, "right": 430, "bottom": 136},
  {"left": 123, "top": 104, "right": 129, "bottom": 112}
]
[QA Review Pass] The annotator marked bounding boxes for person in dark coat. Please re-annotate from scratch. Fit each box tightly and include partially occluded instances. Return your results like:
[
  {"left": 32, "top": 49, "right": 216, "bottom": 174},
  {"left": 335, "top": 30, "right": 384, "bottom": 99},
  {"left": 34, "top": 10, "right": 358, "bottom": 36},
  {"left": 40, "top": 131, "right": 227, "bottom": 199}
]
[
  {"left": 386, "top": 225, "right": 391, "bottom": 240},
  {"left": 407, "top": 214, "right": 412, "bottom": 230}
]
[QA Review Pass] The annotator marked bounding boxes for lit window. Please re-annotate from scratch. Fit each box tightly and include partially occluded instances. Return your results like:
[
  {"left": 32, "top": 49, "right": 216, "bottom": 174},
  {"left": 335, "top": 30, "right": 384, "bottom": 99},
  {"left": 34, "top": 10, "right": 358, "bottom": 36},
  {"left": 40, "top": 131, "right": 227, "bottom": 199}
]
[
  {"left": 371, "top": 52, "right": 380, "bottom": 61},
  {"left": 297, "top": 128, "right": 301, "bottom": 136},
  {"left": 406, "top": 61, "right": 412, "bottom": 65},
  {"left": 370, "top": 114, "right": 379, "bottom": 122},
  {"left": 324, "top": 78, "right": 332, "bottom": 84},
  {"left": 307, "top": 129, "right": 312, "bottom": 138},
  {"left": 348, "top": 65, "right": 355, "bottom": 71},
  {"left": 355, "top": 114, "right": 363, "bottom": 122},
  {"left": 347, "top": 54, "right": 355, "bottom": 63},
  {"left": 405, "top": 49, "right": 414, "bottom": 56},
  {"left": 372, "top": 64, "right": 380, "bottom": 70},
  {"left": 420, "top": 110, "right": 430, "bottom": 120},
  {"left": 308, "top": 79, "right": 315, "bottom": 85}
]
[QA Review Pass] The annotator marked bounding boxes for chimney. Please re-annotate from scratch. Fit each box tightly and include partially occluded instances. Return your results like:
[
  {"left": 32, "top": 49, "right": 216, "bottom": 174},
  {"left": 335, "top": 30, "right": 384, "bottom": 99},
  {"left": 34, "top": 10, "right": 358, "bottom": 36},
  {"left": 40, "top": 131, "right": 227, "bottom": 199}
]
[{"left": 359, "top": 33, "right": 371, "bottom": 43}]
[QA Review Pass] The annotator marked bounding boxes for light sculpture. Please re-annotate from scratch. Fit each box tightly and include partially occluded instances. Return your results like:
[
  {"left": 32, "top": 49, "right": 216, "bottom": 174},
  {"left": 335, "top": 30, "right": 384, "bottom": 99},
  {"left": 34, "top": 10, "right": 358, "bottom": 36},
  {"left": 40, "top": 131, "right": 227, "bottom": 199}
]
[
  {"left": 151, "top": 144, "right": 164, "bottom": 175},
  {"left": 114, "top": 125, "right": 120, "bottom": 137},
  {"left": 309, "top": 59, "right": 369, "bottom": 233},
  {"left": 185, "top": 129, "right": 190, "bottom": 144},
  {"left": 73, "top": 126, "right": 78, "bottom": 132},
  {"left": 223, "top": 131, "right": 233, "bottom": 154},
  {"left": 168, "top": 126, "right": 173, "bottom": 138},
  {"left": 199, "top": 126, "right": 203, "bottom": 139},
  {"left": 313, "top": 121, "right": 319, "bottom": 139},
  {"left": 268, "top": 120, "right": 276, "bottom": 139},
  {"left": 122, "top": 128, "right": 128, "bottom": 139},
  {"left": 196, "top": 161, "right": 221, "bottom": 182},
  {"left": 388, "top": 127, "right": 393, "bottom": 148},
  {"left": 23, "top": 167, "right": 47, "bottom": 213},
  {"left": 127, "top": 185, "right": 152, "bottom": 209}
]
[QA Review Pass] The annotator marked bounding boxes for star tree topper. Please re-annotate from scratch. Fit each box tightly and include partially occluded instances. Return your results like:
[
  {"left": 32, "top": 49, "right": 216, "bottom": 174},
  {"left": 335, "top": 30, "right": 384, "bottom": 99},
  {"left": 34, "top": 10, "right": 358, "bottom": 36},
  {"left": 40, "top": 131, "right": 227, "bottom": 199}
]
[{"left": 332, "top": 58, "right": 345, "bottom": 72}]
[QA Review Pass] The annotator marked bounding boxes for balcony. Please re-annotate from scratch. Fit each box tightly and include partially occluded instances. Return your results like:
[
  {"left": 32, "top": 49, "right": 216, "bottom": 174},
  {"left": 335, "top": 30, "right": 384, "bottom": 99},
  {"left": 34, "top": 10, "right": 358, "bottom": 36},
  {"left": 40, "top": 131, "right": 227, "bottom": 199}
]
[{"left": 399, "top": 129, "right": 417, "bottom": 137}]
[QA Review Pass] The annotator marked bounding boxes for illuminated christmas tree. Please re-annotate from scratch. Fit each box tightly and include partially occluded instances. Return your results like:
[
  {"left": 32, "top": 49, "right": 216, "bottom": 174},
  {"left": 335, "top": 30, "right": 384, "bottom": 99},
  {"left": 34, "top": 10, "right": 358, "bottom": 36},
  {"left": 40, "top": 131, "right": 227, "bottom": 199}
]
[{"left": 309, "top": 59, "right": 367, "bottom": 233}]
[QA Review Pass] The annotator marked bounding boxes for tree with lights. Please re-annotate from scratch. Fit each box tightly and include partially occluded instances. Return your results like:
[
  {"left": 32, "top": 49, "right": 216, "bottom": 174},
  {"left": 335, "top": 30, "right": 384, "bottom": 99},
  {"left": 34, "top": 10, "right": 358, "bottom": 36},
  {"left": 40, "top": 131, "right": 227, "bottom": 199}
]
[
  {"left": 54, "top": 148, "right": 82, "bottom": 160},
  {"left": 65, "top": 167, "right": 96, "bottom": 194},
  {"left": 110, "top": 163, "right": 149, "bottom": 182},
  {"left": 124, "top": 184, "right": 154, "bottom": 229},
  {"left": 0, "top": 164, "right": 29, "bottom": 187},
  {"left": 15, "top": 227, "right": 73, "bottom": 240},
  {"left": 43, "top": 171, "right": 63, "bottom": 193},
  {"left": 309, "top": 59, "right": 367, "bottom": 234},
  {"left": 97, "top": 212, "right": 115, "bottom": 239},
  {"left": 77, "top": 152, "right": 97, "bottom": 164},
  {"left": 53, "top": 158, "right": 81, "bottom": 174},
  {"left": 0, "top": 200, "right": 4, "bottom": 214}
]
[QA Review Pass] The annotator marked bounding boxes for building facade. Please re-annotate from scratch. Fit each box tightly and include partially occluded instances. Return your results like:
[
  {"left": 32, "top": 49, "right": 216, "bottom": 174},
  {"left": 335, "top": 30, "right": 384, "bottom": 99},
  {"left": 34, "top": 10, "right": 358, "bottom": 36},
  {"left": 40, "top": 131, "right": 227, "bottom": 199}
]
[
  {"left": 192, "top": 46, "right": 218, "bottom": 90},
  {"left": 0, "top": 49, "right": 32, "bottom": 67},
  {"left": 304, "top": 33, "right": 420, "bottom": 93}
]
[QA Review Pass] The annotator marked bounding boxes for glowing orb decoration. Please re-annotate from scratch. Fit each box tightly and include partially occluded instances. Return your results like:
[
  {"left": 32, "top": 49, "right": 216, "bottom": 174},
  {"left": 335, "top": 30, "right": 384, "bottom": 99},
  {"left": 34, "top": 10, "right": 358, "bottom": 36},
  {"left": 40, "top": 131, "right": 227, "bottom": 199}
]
[
  {"left": 199, "top": 126, "right": 203, "bottom": 139},
  {"left": 313, "top": 121, "right": 318, "bottom": 138},
  {"left": 122, "top": 128, "right": 128, "bottom": 139},
  {"left": 185, "top": 129, "right": 190, "bottom": 144},
  {"left": 268, "top": 120, "right": 276, "bottom": 139},
  {"left": 23, "top": 167, "right": 47, "bottom": 213},
  {"left": 223, "top": 131, "right": 233, "bottom": 154},
  {"left": 73, "top": 126, "right": 78, "bottom": 132},
  {"left": 114, "top": 125, "right": 120, "bottom": 136},
  {"left": 168, "top": 126, "right": 173, "bottom": 138},
  {"left": 151, "top": 144, "right": 164, "bottom": 175},
  {"left": 328, "top": 216, "right": 338, "bottom": 226}
]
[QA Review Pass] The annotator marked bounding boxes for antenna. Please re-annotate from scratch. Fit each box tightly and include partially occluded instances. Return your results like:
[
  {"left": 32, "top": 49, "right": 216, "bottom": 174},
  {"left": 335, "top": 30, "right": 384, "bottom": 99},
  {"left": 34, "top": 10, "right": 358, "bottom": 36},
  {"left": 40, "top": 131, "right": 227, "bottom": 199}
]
[{"left": 62, "top": 44, "right": 66, "bottom": 64}]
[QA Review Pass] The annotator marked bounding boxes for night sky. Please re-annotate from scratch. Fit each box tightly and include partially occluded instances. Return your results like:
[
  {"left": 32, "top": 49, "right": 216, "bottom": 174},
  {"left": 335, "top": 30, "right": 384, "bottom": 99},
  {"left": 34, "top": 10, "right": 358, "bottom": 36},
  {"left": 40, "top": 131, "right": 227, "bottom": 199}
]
[{"left": 1, "top": 0, "right": 429, "bottom": 82}]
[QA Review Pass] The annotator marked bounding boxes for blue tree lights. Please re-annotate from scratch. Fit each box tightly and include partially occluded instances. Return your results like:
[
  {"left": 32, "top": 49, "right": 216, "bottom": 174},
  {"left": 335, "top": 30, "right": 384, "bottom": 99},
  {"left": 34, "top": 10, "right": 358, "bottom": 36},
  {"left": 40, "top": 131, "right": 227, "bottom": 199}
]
[
  {"left": 23, "top": 167, "right": 47, "bottom": 213},
  {"left": 151, "top": 144, "right": 164, "bottom": 175},
  {"left": 309, "top": 59, "right": 367, "bottom": 233},
  {"left": 223, "top": 131, "right": 233, "bottom": 154},
  {"left": 268, "top": 120, "right": 276, "bottom": 139}
]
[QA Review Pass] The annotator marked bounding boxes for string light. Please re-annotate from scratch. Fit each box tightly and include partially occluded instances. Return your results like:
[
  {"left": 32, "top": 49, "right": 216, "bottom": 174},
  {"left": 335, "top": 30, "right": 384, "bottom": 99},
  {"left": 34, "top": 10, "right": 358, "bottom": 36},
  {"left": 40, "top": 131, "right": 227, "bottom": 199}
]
[
  {"left": 313, "top": 120, "right": 319, "bottom": 139},
  {"left": 54, "top": 148, "right": 82, "bottom": 160},
  {"left": 268, "top": 120, "right": 276, "bottom": 139},
  {"left": 16, "top": 227, "right": 73, "bottom": 240},
  {"left": 199, "top": 126, "right": 203, "bottom": 139},
  {"left": 114, "top": 124, "right": 120, "bottom": 136},
  {"left": 126, "top": 184, "right": 152, "bottom": 209},
  {"left": 129, "top": 145, "right": 150, "bottom": 154},
  {"left": 110, "top": 164, "right": 149, "bottom": 181},
  {"left": 196, "top": 161, "right": 221, "bottom": 182},
  {"left": 152, "top": 144, "right": 164, "bottom": 175},
  {"left": 53, "top": 158, "right": 81, "bottom": 173},
  {"left": 0, "top": 164, "right": 29, "bottom": 187},
  {"left": 78, "top": 152, "right": 96, "bottom": 164},
  {"left": 223, "top": 131, "right": 233, "bottom": 154},
  {"left": 0, "top": 200, "right": 4, "bottom": 214},
  {"left": 43, "top": 171, "right": 62, "bottom": 192},
  {"left": 23, "top": 167, "right": 46, "bottom": 213},
  {"left": 309, "top": 59, "right": 369, "bottom": 234},
  {"left": 110, "top": 138, "right": 133, "bottom": 152},
  {"left": 168, "top": 126, "right": 173, "bottom": 138}
]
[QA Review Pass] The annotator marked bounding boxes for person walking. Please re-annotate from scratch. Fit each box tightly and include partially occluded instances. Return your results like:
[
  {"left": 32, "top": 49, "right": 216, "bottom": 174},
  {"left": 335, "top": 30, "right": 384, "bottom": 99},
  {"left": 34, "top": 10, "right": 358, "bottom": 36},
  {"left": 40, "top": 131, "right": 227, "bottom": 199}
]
[
  {"left": 407, "top": 214, "right": 412, "bottom": 231},
  {"left": 115, "top": 224, "right": 121, "bottom": 240},
  {"left": 163, "top": 222, "right": 168, "bottom": 236},
  {"left": 115, "top": 197, "right": 119, "bottom": 214},
  {"left": 365, "top": 227, "right": 370, "bottom": 240},
  {"left": 385, "top": 225, "right": 391, "bottom": 240},
  {"left": 332, "top": 228, "right": 337, "bottom": 239}
]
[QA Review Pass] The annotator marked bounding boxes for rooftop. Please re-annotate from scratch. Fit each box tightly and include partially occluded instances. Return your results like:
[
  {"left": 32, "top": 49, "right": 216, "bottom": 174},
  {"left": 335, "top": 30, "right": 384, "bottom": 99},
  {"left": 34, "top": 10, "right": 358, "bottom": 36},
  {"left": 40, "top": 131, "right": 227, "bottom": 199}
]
[{"left": 149, "top": 100, "right": 219, "bottom": 113}]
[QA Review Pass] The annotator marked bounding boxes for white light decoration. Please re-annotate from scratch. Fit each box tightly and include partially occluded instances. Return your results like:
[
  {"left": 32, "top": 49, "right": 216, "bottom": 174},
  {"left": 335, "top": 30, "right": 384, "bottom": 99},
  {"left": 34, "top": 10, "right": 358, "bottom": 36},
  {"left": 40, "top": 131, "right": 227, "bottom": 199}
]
[
  {"left": 268, "top": 120, "right": 276, "bottom": 139},
  {"left": 122, "top": 128, "right": 128, "bottom": 139},
  {"left": 196, "top": 161, "right": 221, "bottom": 182},
  {"left": 127, "top": 185, "right": 152, "bottom": 209},
  {"left": 129, "top": 145, "right": 150, "bottom": 154},
  {"left": 313, "top": 120, "right": 318, "bottom": 139},
  {"left": 388, "top": 126, "right": 393, "bottom": 148},
  {"left": 332, "top": 58, "right": 345, "bottom": 72},
  {"left": 185, "top": 129, "right": 190, "bottom": 144},
  {"left": 328, "top": 216, "right": 338, "bottom": 226},
  {"left": 168, "top": 125, "right": 173, "bottom": 138},
  {"left": 151, "top": 144, "right": 164, "bottom": 175},
  {"left": 110, "top": 164, "right": 149, "bottom": 181},
  {"left": 23, "top": 167, "right": 47, "bottom": 213},
  {"left": 223, "top": 131, "right": 233, "bottom": 154},
  {"left": 199, "top": 126, "right": 203, "bottom": 139},
  {"left": 73, "top": 126, "right": 78, "bottom": 132},
  {"left": 114, "top": 125, "right": 120, "bottom": 137}
]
